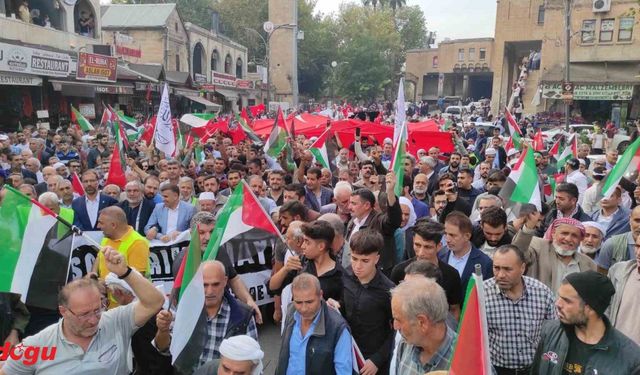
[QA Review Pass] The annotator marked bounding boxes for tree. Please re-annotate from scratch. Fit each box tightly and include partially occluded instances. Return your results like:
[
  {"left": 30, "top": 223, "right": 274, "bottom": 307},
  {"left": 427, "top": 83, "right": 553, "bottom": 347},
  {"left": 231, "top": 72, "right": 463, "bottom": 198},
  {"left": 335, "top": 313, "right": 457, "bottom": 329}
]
[
  {"left": 361, "top": 0, "right": 385, "bottom": 11},
  {"left": 211, "top": 0, "right": 269, "bottom": 65}
]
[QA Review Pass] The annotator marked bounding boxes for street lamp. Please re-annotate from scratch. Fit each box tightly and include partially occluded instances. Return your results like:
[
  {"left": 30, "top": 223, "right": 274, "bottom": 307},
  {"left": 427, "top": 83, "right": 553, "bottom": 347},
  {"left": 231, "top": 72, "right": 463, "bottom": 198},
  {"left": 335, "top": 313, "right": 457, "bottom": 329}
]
[
  {"left": 564, "top": 0, "right": 572, "bottom": 131},
  {"left": 244, "top": 22, "right": 297, "bottom": 107}
]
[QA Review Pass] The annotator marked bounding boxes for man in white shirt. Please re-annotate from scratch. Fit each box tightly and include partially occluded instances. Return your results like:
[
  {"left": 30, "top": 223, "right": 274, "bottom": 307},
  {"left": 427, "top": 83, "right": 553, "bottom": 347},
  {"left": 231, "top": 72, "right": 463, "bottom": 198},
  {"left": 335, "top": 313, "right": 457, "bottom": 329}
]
[{"left": 565, "top": 158, "right": 589, "bottom": 205}]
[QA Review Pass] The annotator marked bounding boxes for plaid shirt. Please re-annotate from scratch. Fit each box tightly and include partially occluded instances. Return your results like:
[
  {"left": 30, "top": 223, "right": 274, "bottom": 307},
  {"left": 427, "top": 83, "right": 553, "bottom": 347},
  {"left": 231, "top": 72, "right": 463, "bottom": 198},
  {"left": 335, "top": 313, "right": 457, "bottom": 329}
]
[
  {"left": 394, "top": 326, "right": 456, "bottom": 375},
  {"left": 198, "top": 297, "right": 258, "bottom": 365},
  {"left": 484, "top": 276, "right": 556, "bottom": 369}
]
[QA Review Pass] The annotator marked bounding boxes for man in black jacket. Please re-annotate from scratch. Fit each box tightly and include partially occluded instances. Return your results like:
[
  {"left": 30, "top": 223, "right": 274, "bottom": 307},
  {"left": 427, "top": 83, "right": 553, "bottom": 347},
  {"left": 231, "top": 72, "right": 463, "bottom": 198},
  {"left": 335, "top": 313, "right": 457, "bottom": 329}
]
[
  {"left": 331, "top": 229, "right": 395, "bottom": 375},
  {"left": 539, "top": 182, "right": 591, "bottom": 236},
  {"left": 119, "top": 181, "right": 155, "bottom": 235},
  {"left": 532, "top": 271, "right": 640, "bottom": 374},
  {"left": 472, "top": 206, "right": 513, "bottom": 258}
]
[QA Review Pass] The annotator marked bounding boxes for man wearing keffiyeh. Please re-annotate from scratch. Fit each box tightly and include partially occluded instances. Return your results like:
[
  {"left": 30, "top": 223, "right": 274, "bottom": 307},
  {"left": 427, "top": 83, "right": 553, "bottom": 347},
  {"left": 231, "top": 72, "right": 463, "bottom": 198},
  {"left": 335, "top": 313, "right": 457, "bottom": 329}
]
[{"left": 512, "top": 214, "right": 597, "bottom": 293}]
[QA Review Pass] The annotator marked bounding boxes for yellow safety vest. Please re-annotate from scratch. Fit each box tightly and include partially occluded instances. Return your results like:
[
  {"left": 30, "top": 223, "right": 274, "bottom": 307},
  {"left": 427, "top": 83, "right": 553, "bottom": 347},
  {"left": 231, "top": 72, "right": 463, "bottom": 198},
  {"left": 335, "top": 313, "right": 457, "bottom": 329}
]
[{"left": 98, "top": 227, "right": 151, "bottom": 279}]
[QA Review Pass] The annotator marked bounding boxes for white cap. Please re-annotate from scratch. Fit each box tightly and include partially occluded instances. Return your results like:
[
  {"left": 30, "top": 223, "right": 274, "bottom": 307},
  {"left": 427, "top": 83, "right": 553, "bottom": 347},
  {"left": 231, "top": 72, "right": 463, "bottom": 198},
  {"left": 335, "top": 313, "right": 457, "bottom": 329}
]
[
  {"left": 507, "top": 148, "right": 519, "bottom": 157},
  {"left": 485, "top": 147, "right": 496, "bottom": 156},
  {"left": 53, "top": 162, "right": 66, "bottom": 169},
  {"left": 582, "top": 221, "right": 607, "bottom": 236},
  {"left": 198, "top": 192, "right": 215, "bottom": 201},
  {"left": 0, "top": 134, "right": 8, "bottom": 141}
]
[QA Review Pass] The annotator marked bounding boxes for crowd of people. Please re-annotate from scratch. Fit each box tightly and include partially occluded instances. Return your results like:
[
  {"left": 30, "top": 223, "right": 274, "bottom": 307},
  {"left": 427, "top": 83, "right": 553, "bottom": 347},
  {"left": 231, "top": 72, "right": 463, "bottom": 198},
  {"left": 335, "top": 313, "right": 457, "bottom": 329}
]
[{"left": 1, "top": 110, "right": 640, "bottom": 375}]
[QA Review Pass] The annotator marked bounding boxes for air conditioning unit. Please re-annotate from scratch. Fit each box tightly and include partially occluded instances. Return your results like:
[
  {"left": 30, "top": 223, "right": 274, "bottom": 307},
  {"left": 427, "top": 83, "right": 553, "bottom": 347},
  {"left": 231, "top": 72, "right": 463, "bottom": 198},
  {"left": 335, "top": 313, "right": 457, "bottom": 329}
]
[{"left": 593, "top": 0, "right": 611, "bottom": 13}]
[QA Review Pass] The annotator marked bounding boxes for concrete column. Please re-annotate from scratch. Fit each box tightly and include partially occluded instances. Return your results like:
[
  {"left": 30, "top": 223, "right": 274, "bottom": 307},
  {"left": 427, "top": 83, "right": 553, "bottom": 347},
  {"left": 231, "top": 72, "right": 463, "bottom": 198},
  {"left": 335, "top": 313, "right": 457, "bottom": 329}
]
[
  {"left": 462, "top": 74, "right": 469, "bottom": 100},
  {"left": 437, "top": 73, "right": 444, "bottom": 97}
]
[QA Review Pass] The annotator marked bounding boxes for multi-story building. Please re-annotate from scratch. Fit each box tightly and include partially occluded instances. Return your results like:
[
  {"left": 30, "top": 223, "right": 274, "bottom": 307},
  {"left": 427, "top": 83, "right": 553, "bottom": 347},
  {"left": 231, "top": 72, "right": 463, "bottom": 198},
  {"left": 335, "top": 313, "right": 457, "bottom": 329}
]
[
  {"left": 0, "top": 0, "right": 107, "bottom": 129},
  {"left": 407, "top": 0, "right": 640, "bottom": 123},
  {"left": 406, "top": 38, "right": 494, "bottom": 103}
]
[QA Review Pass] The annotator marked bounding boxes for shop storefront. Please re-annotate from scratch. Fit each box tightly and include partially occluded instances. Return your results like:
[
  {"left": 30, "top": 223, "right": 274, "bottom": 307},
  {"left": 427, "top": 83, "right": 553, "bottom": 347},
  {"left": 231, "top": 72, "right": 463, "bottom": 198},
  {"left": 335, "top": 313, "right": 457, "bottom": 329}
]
[
  {"left": 541, "top": 82, "right": 637, "bottom": 125},
  {"left": 0, "top": 41, "right": 72, "bottom": 130}
]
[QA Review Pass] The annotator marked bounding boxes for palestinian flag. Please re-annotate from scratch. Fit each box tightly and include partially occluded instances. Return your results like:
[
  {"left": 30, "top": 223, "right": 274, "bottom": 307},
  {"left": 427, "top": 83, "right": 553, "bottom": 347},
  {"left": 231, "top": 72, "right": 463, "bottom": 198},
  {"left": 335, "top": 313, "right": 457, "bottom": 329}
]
[
  {"left": 71, "top": 105, "right": 94, "bottom": 131},
  {"left": 0, "top": 186, "right": 74, "bottom": 310},
  {"left": 203, "top": 180, "right": 281, "bottom": 261},
  {"left": 180, "top": 113, "right": 216, "bottom": 128},
  {"left": 236, "top": 111, "right": 263, "bottom": 145},
  {"left": 600, "top": 137, "right": 640, "bottom": 199},
  {"left": 170, "top": 226, "right": 207, "bottom": 374},
  {"left": 391, "top": 120, "right": 408, "bottom": 197},
  {"left": 556, "top": 134, "right": 578, "bottom": 168},
  {"left": 449, "top": 273, "right": 492, "bottom": 375},
  {"left": 263, "top": 107, "right": 288, "bottom": 158},
  {"left": 505, "top": 136, "right": 514, "bottom": 152},
  {"left": 309, "top": 128, "right": 332, "bottom": 169},
  {"left": 504, "top": 107, "right": 522, "bottom": 149},
  {"left": 499, "top": 146, "right": 542, "bottom": 211},
  {"left": 549, "top": 138, "right": 562, "bottom": 160}
]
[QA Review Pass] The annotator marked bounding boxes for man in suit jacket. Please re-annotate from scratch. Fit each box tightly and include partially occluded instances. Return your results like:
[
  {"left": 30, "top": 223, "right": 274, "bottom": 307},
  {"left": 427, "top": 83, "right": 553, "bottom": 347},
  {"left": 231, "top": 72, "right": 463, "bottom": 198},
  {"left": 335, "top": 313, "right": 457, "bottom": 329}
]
[
  {"left": 303, "top": 167, "right": 333, "bottom": 212},
  {"left": 72, "top": 170, "right": 117, "bottom": 230},
  {"left": 119, "top": 181, "right": 155, "bottom": 235},
  {"left": 145, "top": 183, "right": 196, "bottom": 242},
  {"left": 438, "top": 211, "right": 493, "bottom": 291},
  {"left": 5, "top": 153, "right": 37, "bottom": 182}
]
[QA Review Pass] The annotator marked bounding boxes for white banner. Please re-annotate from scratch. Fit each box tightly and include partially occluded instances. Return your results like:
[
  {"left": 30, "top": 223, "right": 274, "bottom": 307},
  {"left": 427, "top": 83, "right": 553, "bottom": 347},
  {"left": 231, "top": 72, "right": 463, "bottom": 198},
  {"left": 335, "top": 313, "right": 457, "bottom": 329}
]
[{"left": 155, "top": 83, "right": 175, "bottom": 157}]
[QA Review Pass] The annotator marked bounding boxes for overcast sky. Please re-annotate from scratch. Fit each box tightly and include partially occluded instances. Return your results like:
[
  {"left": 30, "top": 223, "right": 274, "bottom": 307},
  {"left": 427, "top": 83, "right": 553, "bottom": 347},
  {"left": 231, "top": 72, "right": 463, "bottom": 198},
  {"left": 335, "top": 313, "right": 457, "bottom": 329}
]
[{"left": 313, "top": 0, "right": 497, "bottom": 44}]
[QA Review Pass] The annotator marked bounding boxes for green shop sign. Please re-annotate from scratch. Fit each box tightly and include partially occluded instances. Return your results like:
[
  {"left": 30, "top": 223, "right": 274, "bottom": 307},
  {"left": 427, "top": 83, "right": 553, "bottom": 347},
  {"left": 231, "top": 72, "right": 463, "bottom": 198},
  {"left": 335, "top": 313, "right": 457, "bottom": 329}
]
[{"left": 542, "top": 83, "right": 634, "bottom": 101}]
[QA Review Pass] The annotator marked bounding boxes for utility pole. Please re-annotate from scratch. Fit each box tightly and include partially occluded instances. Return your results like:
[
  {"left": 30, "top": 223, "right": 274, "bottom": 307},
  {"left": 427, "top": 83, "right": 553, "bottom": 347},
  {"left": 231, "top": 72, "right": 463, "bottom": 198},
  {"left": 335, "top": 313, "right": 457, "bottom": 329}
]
[{"left": 564, "top": 0, "right": 571, "bottom": 131}]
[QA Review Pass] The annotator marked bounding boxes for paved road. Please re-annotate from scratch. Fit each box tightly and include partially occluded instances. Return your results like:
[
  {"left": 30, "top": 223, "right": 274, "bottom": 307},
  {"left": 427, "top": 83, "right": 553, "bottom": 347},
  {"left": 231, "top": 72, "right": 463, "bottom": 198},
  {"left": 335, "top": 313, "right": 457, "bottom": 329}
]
[{"left": 256, "top": 307, "right": 283, "bottom": 375}]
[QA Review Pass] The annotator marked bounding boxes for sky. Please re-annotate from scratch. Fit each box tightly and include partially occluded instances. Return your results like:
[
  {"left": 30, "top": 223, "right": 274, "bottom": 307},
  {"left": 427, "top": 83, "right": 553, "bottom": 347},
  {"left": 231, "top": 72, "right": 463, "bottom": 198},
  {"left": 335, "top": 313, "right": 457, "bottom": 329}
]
[{"left": 313, "top": 0, "right": 497, "bottom": 44}]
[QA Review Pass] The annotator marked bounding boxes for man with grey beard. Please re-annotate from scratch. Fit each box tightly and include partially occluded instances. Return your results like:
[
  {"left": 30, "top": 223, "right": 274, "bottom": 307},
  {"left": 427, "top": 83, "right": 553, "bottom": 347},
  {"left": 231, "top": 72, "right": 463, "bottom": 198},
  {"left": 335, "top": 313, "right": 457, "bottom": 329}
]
[
  {"left": 513, "top": 215, "right": 596, "bottom": 293},
  {"left": 119, "top": 181, "right": 155, "bottom": 235},
  {"left": 579, "top": 222, "right": 606, "bottom": 260}
]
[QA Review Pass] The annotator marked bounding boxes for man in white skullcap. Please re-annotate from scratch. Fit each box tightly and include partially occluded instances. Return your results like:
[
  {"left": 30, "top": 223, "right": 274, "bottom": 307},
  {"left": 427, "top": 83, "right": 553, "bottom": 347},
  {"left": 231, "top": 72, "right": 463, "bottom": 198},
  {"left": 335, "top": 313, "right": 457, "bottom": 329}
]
[
  {"left": 580, "top": 221, "right": 607, "bottom": 260},
  {"left": 193, "top": 335, "right": 264, "bottom": 375}
]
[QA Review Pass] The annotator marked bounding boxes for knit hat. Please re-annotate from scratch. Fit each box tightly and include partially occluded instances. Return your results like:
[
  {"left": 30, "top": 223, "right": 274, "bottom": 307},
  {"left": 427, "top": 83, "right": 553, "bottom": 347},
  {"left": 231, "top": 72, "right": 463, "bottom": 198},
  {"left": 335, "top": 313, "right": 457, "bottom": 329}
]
[{"left": 565, "top": 271, "right": 615, "bottom": 316}]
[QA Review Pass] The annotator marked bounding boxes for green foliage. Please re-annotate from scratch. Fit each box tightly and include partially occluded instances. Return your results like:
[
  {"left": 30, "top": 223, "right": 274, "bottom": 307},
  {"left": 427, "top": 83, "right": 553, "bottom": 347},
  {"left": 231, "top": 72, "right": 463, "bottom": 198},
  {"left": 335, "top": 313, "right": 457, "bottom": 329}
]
[{"left": 211, "top": 0, "right": 269, "bottom": 64}]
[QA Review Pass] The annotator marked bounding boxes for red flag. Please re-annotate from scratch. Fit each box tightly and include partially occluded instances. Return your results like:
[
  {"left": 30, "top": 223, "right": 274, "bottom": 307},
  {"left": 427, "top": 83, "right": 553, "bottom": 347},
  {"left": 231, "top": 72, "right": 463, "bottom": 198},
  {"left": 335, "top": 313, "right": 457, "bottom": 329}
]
[
  {"left": 549, "top": 138, "right": 562, "bottom": 158},
  {"left": 249, "top": 103, "right": 265, "bottom": 117},
  {"left": 71, "top": 172, "right": 85, "bottom": 196},
  {"left": 105, "top": 142, "right": 127, "bottom": 189},
  {"left": 140, "top": 116, "right": 156, "bottom": 146},
  {"left": 533, "top": 129, "right": 544, "bottom": 151},
  {"left": 505, "top": 136, "right": 514, "bottom": 152},
  {"left": 145, "top": 83, "right": 152, "bottom": 102},
  {"left": 241, "top": 107, "right": 252, "bottom": 123}
]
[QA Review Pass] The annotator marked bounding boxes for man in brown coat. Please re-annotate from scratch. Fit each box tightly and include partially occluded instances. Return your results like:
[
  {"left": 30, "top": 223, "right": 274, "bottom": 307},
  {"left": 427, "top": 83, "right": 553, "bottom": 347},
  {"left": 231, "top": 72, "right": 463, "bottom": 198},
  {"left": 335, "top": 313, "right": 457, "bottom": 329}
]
[{"left": 513, "top": 214, "right": 596, "bottom": 293}]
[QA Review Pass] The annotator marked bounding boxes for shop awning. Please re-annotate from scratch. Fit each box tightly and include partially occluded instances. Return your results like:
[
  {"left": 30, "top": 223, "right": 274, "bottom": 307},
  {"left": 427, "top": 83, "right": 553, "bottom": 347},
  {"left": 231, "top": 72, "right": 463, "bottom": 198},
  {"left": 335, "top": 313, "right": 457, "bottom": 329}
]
[
  {"left": 185, "top": 95, "right": 221, "bottom": 111},
  {"left": 215, "top": 88, "right": 239, "bottom": 101},
  {"left": 50, "top": 80, "right": 134, "bottom": 97},
  {"left": 0, "top": 72, "right": 42, "bottom": 86}
]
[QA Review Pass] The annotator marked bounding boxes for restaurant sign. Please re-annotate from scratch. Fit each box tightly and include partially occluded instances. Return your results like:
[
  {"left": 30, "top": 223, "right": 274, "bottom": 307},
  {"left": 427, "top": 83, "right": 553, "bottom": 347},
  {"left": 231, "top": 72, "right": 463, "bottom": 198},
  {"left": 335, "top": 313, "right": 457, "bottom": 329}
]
[
  {"left": 212, "top": 72, "right": 236, "bottom": 88},
  {"left": 542, "top": 83, "right": 634, "bottom": 101},
  {"left": 0, "top": 42, "right": 71, "bottom": 77},
  {"left": 76, "top": 52, "right": 117, "bottom": 82},
  {"left": 0, "top": 72, "right": 42, "bottom": 86}
]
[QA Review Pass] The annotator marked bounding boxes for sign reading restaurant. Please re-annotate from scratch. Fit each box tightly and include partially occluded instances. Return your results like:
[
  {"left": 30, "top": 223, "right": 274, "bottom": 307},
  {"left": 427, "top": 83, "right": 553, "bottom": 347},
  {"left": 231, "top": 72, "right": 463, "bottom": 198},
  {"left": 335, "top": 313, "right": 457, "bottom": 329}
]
[
  {"left": 542, "top": 83, "right": 634, "bottom": 101},
  {"left": 0, "top": 42, "right": 71, "bottom": 77}
]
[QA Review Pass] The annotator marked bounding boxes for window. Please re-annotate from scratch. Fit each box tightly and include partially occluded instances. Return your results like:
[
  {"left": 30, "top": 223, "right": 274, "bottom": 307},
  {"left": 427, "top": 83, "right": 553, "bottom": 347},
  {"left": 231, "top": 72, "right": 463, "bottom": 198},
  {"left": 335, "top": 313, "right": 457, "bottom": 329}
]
[
  {"left": 211, "top": 50, "right": 219, "bottom": 71},
  {"left": 458, "top": 48, "right": 465, "bottom": 61},
  {"left": 619, "top": 17, "right": 634, "bottom": 42},
  {"left": 600, "top": 18, "right": 615, "bottom": 42},
  {"left": 469, "top": 48, "right": 476, "bottom": 61},
  {"left": 224, "top": 54, "right": 232, "bottom": 74},
  {"left": 537, "top": 5, "right": 545, "bottom": 24},
  {"left": 432, "top": 56, "right": 439, "bottom": 68},
  {"left": 236, "top": 58, "right": 243, "bottom": 79},
  {"left": 479, "top": 48, "right": 486, "bottom": 60},
  {"left": 581, "top": 19, "right": 596, "bottom": 43},
  {"left": 176, "top": 55, "right": 180, "bottom": 71}
]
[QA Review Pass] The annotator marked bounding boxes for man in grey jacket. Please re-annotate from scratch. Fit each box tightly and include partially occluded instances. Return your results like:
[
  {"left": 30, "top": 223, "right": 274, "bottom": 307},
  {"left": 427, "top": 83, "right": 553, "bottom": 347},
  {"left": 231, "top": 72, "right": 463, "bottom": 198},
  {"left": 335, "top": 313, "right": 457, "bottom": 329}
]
[{"left": 607, "top": 233, "right": 640, "bottom": 345}]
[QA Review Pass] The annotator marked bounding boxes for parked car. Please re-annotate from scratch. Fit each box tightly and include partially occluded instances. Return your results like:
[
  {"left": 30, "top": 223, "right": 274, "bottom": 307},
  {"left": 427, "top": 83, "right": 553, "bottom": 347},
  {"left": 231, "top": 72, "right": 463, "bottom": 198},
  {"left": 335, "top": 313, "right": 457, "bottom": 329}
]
[{"left": 442, "top": 106, "right": 467, "bottom": 120}]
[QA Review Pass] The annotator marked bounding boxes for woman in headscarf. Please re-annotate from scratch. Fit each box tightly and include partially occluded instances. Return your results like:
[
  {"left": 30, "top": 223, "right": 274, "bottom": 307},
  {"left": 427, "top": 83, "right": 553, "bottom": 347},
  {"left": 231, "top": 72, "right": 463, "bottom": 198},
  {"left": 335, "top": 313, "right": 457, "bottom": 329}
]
[{"left": 394, "top": 197, "right": 417, "bottom": 264}]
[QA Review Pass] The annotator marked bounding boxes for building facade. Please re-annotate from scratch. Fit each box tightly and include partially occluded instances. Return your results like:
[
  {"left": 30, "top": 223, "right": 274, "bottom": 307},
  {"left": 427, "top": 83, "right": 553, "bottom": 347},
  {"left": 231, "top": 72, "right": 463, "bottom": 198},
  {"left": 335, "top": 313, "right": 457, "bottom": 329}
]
[
  {"left": 406, "top": 0, "right": 640, "bottom": 123},
  {"left": 407, "top": 38, "right": 494, "bottom": 103}
]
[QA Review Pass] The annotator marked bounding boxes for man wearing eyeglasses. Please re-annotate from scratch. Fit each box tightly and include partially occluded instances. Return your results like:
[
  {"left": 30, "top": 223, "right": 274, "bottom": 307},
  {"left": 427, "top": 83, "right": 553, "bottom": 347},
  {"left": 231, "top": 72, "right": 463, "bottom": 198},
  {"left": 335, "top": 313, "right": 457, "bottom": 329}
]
[{"left": 0, "top": 247, "right": 165, "bottom": 375}]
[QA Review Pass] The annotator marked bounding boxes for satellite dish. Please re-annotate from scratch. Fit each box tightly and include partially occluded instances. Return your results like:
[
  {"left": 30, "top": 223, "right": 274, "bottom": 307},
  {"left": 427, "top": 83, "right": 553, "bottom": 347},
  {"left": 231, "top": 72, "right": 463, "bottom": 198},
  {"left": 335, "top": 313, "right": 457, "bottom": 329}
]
[{"left": 263, "top": 21, "right": 275, "bottom": 33}]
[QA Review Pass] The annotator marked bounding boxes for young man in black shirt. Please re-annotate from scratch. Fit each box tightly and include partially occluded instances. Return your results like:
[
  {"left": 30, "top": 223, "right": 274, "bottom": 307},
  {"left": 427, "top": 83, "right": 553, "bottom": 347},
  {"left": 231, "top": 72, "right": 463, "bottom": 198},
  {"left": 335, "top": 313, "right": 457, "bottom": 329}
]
[
  {"left": 328, "top": 229, "right": 395, "bottom": 375},
  {"left": 390, "top": 220, "right": 462, "bottom": 320}
]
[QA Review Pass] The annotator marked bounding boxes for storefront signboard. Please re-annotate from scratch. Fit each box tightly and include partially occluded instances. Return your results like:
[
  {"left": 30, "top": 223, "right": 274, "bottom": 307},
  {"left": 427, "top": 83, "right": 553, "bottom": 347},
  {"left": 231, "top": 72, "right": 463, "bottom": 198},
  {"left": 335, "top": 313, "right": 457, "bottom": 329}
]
[
  {"left": 542, "top": 83, "right": 634, "bottom": 101},
  {"left": 0, "top": 42, "right": 71, "bottom": 77},
  {"left": 0, "top": 72, "right": 42, "bottom": 86},
  {"left": 76, "top": 52, "right": 117, "bottom": 82},
  {"left": 212, "top": 72, "right": 236, "bottom": 88}
]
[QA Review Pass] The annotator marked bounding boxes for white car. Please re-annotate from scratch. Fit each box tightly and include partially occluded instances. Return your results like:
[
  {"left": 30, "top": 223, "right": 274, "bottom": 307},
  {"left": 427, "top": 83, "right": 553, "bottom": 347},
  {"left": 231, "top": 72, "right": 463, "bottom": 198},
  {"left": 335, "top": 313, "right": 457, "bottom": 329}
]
[{"left": 442, "top": 106, "right": 466, "bottom": 120}]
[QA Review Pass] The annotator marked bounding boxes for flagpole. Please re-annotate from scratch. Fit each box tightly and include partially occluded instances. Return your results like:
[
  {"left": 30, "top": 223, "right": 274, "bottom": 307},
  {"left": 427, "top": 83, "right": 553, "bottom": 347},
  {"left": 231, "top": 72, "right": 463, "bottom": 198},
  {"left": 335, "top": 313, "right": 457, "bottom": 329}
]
[{"left": 4, "top": 186, "right": 103, "bottom": 249}]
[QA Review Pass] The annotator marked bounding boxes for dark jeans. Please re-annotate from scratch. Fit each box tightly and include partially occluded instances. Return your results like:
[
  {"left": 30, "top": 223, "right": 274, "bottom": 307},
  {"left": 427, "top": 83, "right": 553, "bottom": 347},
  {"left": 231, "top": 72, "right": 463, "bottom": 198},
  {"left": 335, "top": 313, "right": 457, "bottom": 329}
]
[{"left": 494, "top": 366, "right": 532, "bottom": 375}]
